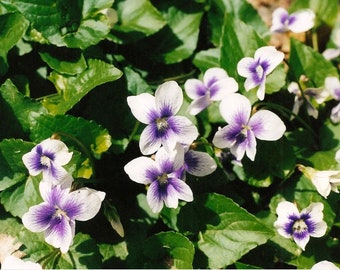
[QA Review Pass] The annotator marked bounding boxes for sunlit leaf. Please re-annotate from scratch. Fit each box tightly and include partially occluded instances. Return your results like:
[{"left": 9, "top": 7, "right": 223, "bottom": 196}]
[
  {"left": 43, "top": 59, "right": 122, "bottom": 115},
  {"left": 0, "top": 12, "right": 29, "bottom": 75},
  {"left": 178, "top": 193, "right": 274, "bottom": 268},
  {"left": 143, "top": 231, "right": 195, "bottom": 269}
]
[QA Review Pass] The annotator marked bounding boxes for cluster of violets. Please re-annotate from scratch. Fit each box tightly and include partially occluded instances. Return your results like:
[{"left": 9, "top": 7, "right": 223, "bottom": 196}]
[
  {"left": 20, "top": 138, "right": 105, "bottom": 254},
  {"left": 123, "top": 6, "right": 340, "bottom": 268},
  {"left": 6, "top": 6, "right": 340, "bottom": 270}
]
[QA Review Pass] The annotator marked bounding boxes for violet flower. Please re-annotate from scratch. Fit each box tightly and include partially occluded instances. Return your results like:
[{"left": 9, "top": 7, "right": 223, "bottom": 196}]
[
  {"left": 274, "top": 201, "right": 327, "bottom": 251},
  {"left": 127, "top": 81, "right": 198, "bottom": 155},
  {"left": 311, "top": 261, "right": 339, "bottom": 270},
  {"left": 270, "top": 7, "right": 315, "bottom": 33},
  {"left": 323, "top": 29, "right": 340, "bottom": 60},
  {"left": 184, "top": 67, "right": 238, "bottom": 115},
  {"left": 237, "top": 46, "right": 284, "bottom": 100},
  {"left": 212, "top": 93, "right": 286, "bottom": 161},
  {"left": 22, "top": 138, "right": 73, "bottom": 187},
  {"left": 124, "top": 144, "right": 193, "bottom": 213},
  {"left": 22, "top": 182, "right": 105, "bottom": 253},
  {"left": 175, "top": 144, "right": 217, "bottom": 179},
  {"left": 1, "top": 255, "right": 42, "bottom": 270}
]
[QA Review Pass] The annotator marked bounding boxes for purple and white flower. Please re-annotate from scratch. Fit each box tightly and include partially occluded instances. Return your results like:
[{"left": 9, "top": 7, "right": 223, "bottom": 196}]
[
  {"left": 184, "top": 67, "right": 238, "bottom": 115},
  {"left": 127, "top": 81, "right": 198, "bottom": 155},
  {"left": 124, "top": 144, "right": 193, "bottom": 213},
  {"left": 325, "top": 77, "right": 340, "bottom": 123},
  {"left": 287, "top": 81, "right": 329, "bottom": 119},
  {"left": 1, "top": 255, "right": 42, "bottom": 270},
  {"left": 175, "top": 144, "right": 217, "bottom": 179},
  {"left": 298, "top": 165, "right": 340, "bottom": 199},
  {"left": 212, "top": 93, "right": 286, "bottom": 161},
  {"left": 237, "top": 46, "right": 284, "bottom": 100},
  {"left": 22, "top": 182, "right": 105, "bottom": 253},
  {"left": 270, "top": 7, "right": 315, "bottom": 33},
  {"left": 274, "top": 201, "right": 327, "bottom": 251},
  {"left": 22, "top": 138, "right": 73, "bottom": 187}
]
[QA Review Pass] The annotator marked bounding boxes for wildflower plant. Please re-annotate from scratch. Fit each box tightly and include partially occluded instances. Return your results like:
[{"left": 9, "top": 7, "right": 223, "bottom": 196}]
[{"left": 0, "top": 0, "right": 340, "bottom": 269}]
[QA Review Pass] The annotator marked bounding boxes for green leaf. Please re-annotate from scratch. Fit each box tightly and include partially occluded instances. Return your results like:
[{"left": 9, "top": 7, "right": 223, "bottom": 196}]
[
  {"left": 124, "top": 66, "right": 153, "bottom": 95},
  {"left": 143, "top": 231, "right": 195, "bottom": 269},
  {"left": 39, "top": 49, "right": 87, "bottom": 75},
  {"left": 208, "top": 0, "right": 268, "bottom": 46},
  {"left": 82, "top": 0, "right": 115, "bottom": 18},
  {"left": 178, "top": 193, "right": 274, "bottom": 268},
  {"left": 193, "top": 48, "right": 220, "bottom": 72},
  {"left": 112, "top": 0, "right": 166, "bottom": 43},
  {"left": 160, "top": 7, "right": 203, "bottom": 64},
  {"left": 289, "top": 39, "right": 338, "bottom": 86},
  {"left": 10, "top": 0, "right": 114, "bottom": 48},
  {"left": 0, "top": 139, "right": 33, "bottom": 191},
  {"left": 56, "top": 233, "right": 102, "bottom": 269},
  {"left": 238, "top": 138, "right": 296, "bottom": 187},
  {"left": 43, "top": 59, "right": 122, "bottom": 115},
  {"left": 99, "top": 241, "right": 128, "bottom": 265},
  {"left": 30, "top": 114, "right": 112, "bottom": 159},
  {"left": 0, "top": 12, "right": 29, "bottom": 75},
  {"left": 0, "top": 79, "right": 48, "bottom": 133}
]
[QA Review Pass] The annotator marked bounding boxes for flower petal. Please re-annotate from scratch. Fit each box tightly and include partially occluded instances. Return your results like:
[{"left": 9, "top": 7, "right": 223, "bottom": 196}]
[
  {"left": 288, "top": 9, "right": 315, "bottom": 33},
  {"left": 147, "top": 181, "right": 164, "bottom": 213},
  {"left": 293, "top": 233, "right": 310, "bottom": 251},
  {"left": 237, "top": 57, "right": 257, "bottom": 78},
  {"left": 187, "top": 95, "right": 211, "bottom": 115},
  {"left": 127, "top": 93, "right": 156, "bottom": 124},
  {"left": 270, "top": 7, "right": 289, "bottom": 32},
  {"left": 184, "top": 150, "right": 217, "bottom": 176},
  {"left": 209, "top": 77, "right": 239, "bottom": 101},
  {"left": 155, "top": 81, "right": 183, "bottom": 116},
  {"left": 124, "top": 157, "right": 155, "bottom": 184},
  {"left": 67, "top": 188, "right": 105, "bottom": 221},
  {"left": 22, "top": 203, "right": 55, "bottom": 233},
  {"left": 323, "top": 48, "right": 340, "bottom": 60},
  {"left": 44, "top": 217, "right": 74, "bottom": 253},
  {"left": 184, "top": 79, "right": 206, "bottom": 99},
  {"left": 165, "top": 116, "right": 198, "bottom": 147},
  {"left": 245, "top": 130, "right": 257, "bottom": 161},
  {"left": 311, "top": 260, "right": 340, "bottom": 270},
  {"left": 139, "top": 124, "right": 163, "bottom": 155},
  {"left": 255, "top": 46, "right": 284, "bottom": 75},
  {"left": 275, "top": 201, "right": 299, "bottom": 225},
  {"left": 212, "top": 125, "right": 239, "bottom": 149},
  {"left": 168, "top": 178, "right": 193, "bottom": 203},
  {"left": 249, "top": 110, "right": 286, "bottom": 141},
  {"left": 41, "top": 139, "right": 72, "bottom": 166},
  {"left": 202, "top": 67, "right": 229, "bottom": 87},
  {"left": 219, "top": 93, "right": 251, "bottom": 125},
  {"left": 1, "top": 255, "right": 42, "bottom": 270}
]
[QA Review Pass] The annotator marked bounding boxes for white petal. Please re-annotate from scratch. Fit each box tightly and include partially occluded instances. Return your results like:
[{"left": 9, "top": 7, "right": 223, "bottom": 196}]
[
  {"left": 1, "top": 255, "right": 42, "bottom": 270},
  {"left": 276, "top": 201, "right": 299, "bottom": 220},
  {"left": 288, "top": 9, "right": 315, "bottom": 33},
  {"left": 38, "top": 139, "right": 72, "bottom": 166},
  {"left": 270, "top": 7, "right": 289, "bottom": 33},
  {"left": 124, "top": 157, "right": 155, "bottom": 184},
  {"left": 155, "top": 144, "right": 184, "bottom": 171},
  {"left": 249, "top": 110, "right": 286, "bottom": 141},
  {"left": 163, "top": 184, "right": 179, "bottom": 209},
  {"left": 147, "top": 181, "right": 164, "bottom": 213},
  {"left": 219, "top": 93, "right": 251, "bottom": 124},
  {"left": 139, "top": 124, "right": 162, "bottom": 155},
  {"left": 245, "top": 130, "right": 257, "bottom": 161},
  {"left": 203, "top": 67, "right": 229, "bottom": 85},
  {"left": 287, "top": 81, "right": 299, "bottom": 94},
  {"left": 69, "top": 188, "right": 105, "bottom": 221},
  {"left": 44, "top": 218, "right": 74, "bottom": 253},
  {"left": 311, "top": 260, "right": 340, "bottom": 270},
  {"left": 155, "top": 81, "right": 183, "bottom": 115},
  {"left": 331, "top": 103, "right": 340, "bottom": 123},
  {"left": 325, "top": 76, "right": 340, "bottom": 99},
  {"left": 302, "top": 202, "right": 324, "bottom": 223},
  {"left": 231, "top": 139, "right": 247, "bottom": 161},
  {"left": 237, "top": 57, "right": 256, "bottom": 78},
  {"left": 166, "top": 116, "right": 198, "bottom": 146},
  {"left": 22, "top": 151, "right": 42, "bottom": 176},
  {"left": 255, "top": 46, "right": 284, "bottom": 75},
  {"left": 311, "top": 172, "right": 333, "bottom": 198},
  {"left": 256, "top": 81, "right": 266, "bottom": 101},
  {"left": 209, "top": 77, "right": 239, "bottom": 101},
  {"left": 187, "top": 95, "right": 211, "bottom": 115},
  {"left": 244, "top": 77, "right": 260, "bottom": 91},
  {"left": 22, "top": 204, "right": 52, "bottom": 233},
  {"left": 185, "top": 150, "right": 217, "bottom": 176},
  {"left": 184, "top": 79, "right": 206, "bottom": 100},
  {"left": 127, "top": 93, "right": 156, "bottom": 124},
  {"left": 294, "top": 233, "right": 309, "bottom": 251},
  {"left": 323, "top": 48, "right": 340, "bottom": 60},
  {"left": 169, "top": 178, "right": 193, "bottom": 202},
  {"left": 310, "top": 220, "right": 327, "bottom": 238},
  {"left": 212, "top": 125, "right": 235, "bottom": 149}
]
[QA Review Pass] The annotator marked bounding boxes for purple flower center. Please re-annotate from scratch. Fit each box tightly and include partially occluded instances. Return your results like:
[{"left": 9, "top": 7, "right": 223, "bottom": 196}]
[
  {"left": 157, "top": 172, "right": 169, "bottom": 186},
  {"left": 156, "top": 118, "right": 169, "bottom": 132}
]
